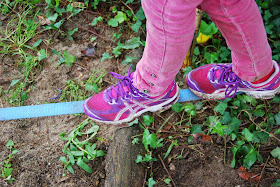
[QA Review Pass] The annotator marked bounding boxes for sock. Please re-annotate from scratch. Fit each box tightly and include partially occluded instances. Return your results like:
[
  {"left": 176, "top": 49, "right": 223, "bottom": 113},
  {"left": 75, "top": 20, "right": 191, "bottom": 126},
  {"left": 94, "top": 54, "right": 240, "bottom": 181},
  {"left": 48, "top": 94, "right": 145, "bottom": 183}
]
[{"left": 251, "top": 67, "right": 275, "bottom": 84}]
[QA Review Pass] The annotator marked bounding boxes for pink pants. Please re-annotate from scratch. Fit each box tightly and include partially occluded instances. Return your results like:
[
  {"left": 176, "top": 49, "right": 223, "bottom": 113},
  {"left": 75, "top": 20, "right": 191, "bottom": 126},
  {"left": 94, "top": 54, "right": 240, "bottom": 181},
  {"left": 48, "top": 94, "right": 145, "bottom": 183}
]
[{"left": 133, "top": 0, "right": 273, "bottom": 96}]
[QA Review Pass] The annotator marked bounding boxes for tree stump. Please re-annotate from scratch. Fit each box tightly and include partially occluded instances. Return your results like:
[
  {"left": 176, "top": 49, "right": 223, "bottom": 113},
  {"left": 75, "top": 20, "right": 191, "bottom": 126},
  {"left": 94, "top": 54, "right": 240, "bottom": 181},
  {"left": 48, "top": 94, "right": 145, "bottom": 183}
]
[{"left": 105, "top": 125, "right": 145, "bottom": 187}]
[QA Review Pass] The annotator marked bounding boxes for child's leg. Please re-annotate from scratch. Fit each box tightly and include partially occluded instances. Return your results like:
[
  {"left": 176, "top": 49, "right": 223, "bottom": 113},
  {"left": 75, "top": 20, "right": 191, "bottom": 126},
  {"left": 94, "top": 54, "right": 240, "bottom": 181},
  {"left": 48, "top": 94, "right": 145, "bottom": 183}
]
[
  {"left": 133, "top": 0, "right": 203, "bottom": 96},
  {"left": 201, "top": 0, "right": 273, "bottom": 81},
  {"left": 84, "top": 0, "right": 203, "bottom": 124}
]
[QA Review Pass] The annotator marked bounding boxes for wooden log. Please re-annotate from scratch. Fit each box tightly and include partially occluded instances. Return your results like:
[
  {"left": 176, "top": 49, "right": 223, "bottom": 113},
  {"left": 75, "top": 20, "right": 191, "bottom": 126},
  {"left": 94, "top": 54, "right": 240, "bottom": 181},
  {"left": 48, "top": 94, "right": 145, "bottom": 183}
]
[{"left": 105, "top": 125, "right": 145, "bottom": 187}]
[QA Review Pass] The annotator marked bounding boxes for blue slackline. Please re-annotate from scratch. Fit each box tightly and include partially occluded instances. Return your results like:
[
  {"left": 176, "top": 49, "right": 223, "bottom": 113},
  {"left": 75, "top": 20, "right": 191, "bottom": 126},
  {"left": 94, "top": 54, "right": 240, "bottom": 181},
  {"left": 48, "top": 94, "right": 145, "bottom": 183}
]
[{"left": 0, "top": 89, "right": 200, "bottom": 121}]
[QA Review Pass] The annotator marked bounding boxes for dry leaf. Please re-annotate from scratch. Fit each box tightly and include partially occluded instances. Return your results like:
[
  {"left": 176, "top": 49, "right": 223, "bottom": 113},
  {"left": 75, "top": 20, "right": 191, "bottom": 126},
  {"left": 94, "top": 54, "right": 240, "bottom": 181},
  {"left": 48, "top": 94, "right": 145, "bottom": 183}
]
[
  {"left": 192, "top": 133, "right": 212, "bottom": 142},
  {"left": 37, "top": 15, "right": 52, "bottom": 25},
  {"left": 81, "top": 44, "right": 95, "bottom": 57},
  {"left": 237, "top": 166, "right": 261, "bottom": 182}
]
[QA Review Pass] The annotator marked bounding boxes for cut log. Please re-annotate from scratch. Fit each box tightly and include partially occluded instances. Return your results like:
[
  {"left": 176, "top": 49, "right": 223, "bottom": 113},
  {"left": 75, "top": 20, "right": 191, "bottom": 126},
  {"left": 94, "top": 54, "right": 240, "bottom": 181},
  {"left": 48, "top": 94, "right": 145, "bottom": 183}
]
[{"left": 105, "top": 125, "right": 145, "bottom": 187}]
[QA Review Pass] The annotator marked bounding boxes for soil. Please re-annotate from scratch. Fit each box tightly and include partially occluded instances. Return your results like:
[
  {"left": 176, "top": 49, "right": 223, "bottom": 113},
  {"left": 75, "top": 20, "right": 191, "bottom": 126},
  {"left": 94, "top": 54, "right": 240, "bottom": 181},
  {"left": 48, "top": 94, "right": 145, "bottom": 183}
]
[{"left": 0, "top": 4, "right": 279, "bottom": 187}]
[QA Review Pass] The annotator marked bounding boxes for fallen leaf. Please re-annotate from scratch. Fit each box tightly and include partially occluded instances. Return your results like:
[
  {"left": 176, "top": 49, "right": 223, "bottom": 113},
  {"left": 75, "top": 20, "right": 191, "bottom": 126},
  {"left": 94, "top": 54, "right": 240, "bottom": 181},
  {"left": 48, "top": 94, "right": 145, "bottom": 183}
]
[
  {"left": 81, "top": 44, "right": 95, "bottom": 57},
  {"left": 192, "top": 133, "right": 211, "bottom": 142},
  {"left": 37, "top": 15, "right": 52, "bottom": 25},
  {"left": 237, "top": 166, "right": 261, "bottom": 182}
]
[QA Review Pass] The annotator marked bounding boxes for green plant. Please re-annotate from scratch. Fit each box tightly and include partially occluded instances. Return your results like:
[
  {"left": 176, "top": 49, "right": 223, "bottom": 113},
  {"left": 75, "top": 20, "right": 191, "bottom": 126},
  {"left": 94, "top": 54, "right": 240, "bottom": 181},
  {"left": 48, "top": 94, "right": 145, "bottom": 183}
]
[
  {"left": 60, "top": 69, "right": 106, "bottom": 102},
  {"left": 0, "top": 140, "right": 18, "bottom": 184},
  {"left": 59, "top": 118, "right": 105, "bottom": 176}
]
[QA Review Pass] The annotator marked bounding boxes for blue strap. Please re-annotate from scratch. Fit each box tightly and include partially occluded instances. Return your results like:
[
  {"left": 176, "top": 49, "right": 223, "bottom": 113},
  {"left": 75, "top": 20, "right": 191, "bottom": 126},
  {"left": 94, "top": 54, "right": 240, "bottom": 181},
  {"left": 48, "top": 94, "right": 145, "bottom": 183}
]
[{"left": 0, "top": 89, "right": 201, "bottom": 121}]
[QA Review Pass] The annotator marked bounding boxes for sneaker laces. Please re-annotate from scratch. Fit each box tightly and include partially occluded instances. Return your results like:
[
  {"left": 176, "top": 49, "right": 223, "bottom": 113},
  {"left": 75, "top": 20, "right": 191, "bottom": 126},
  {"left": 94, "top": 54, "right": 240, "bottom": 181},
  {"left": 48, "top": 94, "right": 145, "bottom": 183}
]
[
  {"left": 105, "top": 67, "right": 140, "bottom": 103},
  {"left": 209, "top": 64, "right": 242, "bottom": 99}
]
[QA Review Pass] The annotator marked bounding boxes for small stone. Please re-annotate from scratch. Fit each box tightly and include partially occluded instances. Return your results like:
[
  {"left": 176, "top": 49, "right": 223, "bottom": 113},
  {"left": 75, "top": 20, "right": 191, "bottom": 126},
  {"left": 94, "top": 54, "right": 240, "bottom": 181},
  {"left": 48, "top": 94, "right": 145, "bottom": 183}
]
[{"left": 169, "top": 163, "right": 176, "bottom": 171}]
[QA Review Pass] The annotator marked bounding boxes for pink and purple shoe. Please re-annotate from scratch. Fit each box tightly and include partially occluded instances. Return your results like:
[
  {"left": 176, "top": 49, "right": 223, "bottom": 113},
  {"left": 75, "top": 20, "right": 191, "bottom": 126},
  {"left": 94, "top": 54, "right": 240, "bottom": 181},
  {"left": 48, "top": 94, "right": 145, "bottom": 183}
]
[
  {"left": 186, "top": 60, "right": 280, "bottom": 100},
  {"left": 83, "top": 68, "right": 179, "bottom": 125}
]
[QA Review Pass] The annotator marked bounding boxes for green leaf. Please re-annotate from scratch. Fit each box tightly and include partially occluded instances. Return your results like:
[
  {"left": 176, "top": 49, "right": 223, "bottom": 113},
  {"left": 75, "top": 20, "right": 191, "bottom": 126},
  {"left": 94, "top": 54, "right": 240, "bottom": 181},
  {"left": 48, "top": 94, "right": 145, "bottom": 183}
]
[
  {"left": 273, "top": 95, "right": 280, "bottom": 103},
  {"left": 252, "top": 132, "right": 269, "bottom": 143},
  {"left": 70, "top": 151, "right": 84, "bottom": 156},
  {"left": 32, "top": 39, "right": 42, "bottom": 48},
  {"left": 128, "top": 118, "right": 139, "bottom": 126},
  {"left": 96, "top": 150, "right": 105, "bottom": 157},
  {"left": 69, "top": 155, "right": 75, "bottom": 165},
  {"left": 271, "top": 147, "right": 280, "bottom": 159},
  {"left": 77, "top": 157, "right": 92, "bottom": 173},
  {"left": 143, "top": 115, "right": 154, "bottom": 126},
  {"left": 183, "top": 103, "right": 196, "bottom": 116},
  {"left": 67, "top": 28, "right": 78, "bottom": 40},
  {"left": 221, "top": 111, "right": 231, "bottom": 124},
  {"left": 142, "top": 129, "right": 163, "bottom": 151},
  {"left": 214, "top": 102, "right": 227, "bottom": 115},
  {"left": 275, "top": 113, "right": 280, "bottom": 125},
  {"left": 60, "top": 156, "right": 68, "bottom": 164},
  {"left": 20, "top": 91, "right": 29, "bottom": 101},
  {"left": 135, "top": 7, "right": 145, "bottom": 21},
  {"left": 47, "top": 13, "right": 58, "bottom": 22},
  {"left": 241, "top": 128, "right": 253, "bottom": 142},
  {"left": 135, "top": 155, "right": 143, "bottom": 163},
  {"left": 272, "top": 179, "right": 280, "bottom": 187},
  {"left": 275, "top": 129, "right": 280, "bottom": 134},
  {"left": 84, "top": 125, "right": 99, "bottom": 135},
  {"left": 10, "top": 79, "right": 20, "bottom": 87},
  {"left": 211, "top": 122, "right": 227, "bottom": 136},
  {"left": 63, "top": 50, "right": 76, "bottom": 66},
  {"left": 163, "top": 140, "right": 177, "bottom": 160},
  {"left": 191, "top": 125, "right": 204, "bottom": 134},
  {"left": 227, "top": 117, "right": 241, "bottom": 135},
  {"left": 38, "top": 49, "right": 47, "bottom": 61},
  {"left": 53, "top": 19, "right": 64, "bottom": 29},
  {"left": 130, "top": 20, "right": 142, "bottom": 32},
  {"left": 205, "top": 52, "right": 218, "bottom": 64},
  {"left": 91, "top": 16, "right": 103, "bottom": 26},
  {"left": 12, "top": 150, "right": 18, "bottom": 154},
  {"left": 6, "top": 140, "right": 14, "bottom": 148},
  {"left": 147, "top": 177, "right": 157, "bottom": 187},
  {"left": 101, "top": 53, "right": 113, "bottom": 61},
  {"left": 66, "top": 164, "right": 74, "bottom": 174},
  {"left": 121, "top": 56, "right": 137, "bottom": 65},
  {"left": 108, "top": 18, "right": 118, "bottom": 27},
  {"left": 164, "top": 178, "right": 171, "bottom": 184},
  {"left": 4, "top": 168, "right": 13, "bottom": 177},
  {"left": 85, "top": 83, "right": 99, "bottom": 93},
  {"left": 122, "top": 37, "right": 142, "bottom": 49},
  {"left": 114, "top": 11, "right": 127, "bottom": 24},
  {"left": 243, "top": 148, "right": 257, "bottom": 169},
  {"left": 200, "top": 20, "right": 218, "bottom": 35},
  {"left": 172, "top": 103, "right": 183, "bottom": 112}
]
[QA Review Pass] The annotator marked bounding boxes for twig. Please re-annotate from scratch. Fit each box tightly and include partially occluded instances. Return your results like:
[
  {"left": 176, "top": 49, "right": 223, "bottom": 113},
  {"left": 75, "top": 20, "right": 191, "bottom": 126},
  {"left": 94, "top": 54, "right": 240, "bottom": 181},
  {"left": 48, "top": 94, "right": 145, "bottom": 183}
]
[
  {"left": 142, "top": 169, "right": 148, "bottom": 187},
  {"left": 258, "top": 155, "right": 270, "bottom": 186},
  {"left": 158, "top": 155, "right": 177, "bottom": 187}
]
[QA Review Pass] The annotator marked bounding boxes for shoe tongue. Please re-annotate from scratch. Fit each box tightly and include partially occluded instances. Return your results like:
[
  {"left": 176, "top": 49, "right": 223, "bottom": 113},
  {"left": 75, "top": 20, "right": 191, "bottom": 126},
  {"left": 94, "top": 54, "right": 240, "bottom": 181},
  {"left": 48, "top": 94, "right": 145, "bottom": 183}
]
[{"left": 111, "top": 85, "right": 129, "bottom": 98}]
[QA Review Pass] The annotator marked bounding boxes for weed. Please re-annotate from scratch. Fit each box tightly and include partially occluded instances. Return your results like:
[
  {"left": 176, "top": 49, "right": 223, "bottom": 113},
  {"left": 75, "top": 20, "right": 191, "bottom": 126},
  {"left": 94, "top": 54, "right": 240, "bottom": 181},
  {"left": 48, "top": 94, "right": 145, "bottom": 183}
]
[
  {"left": 59, "top": 118, "right": 105, "bottom": 176},
  {"left": 0, "top": 140, "right": 18, "bottom": 184}
]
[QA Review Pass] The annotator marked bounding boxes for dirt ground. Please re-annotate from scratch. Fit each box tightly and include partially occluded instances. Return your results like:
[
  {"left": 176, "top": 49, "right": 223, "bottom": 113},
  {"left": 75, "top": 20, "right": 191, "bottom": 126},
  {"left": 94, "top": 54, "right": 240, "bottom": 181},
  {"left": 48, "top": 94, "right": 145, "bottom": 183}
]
[{"left": 0, "top": 6, "right": 279, "bottom": 187}]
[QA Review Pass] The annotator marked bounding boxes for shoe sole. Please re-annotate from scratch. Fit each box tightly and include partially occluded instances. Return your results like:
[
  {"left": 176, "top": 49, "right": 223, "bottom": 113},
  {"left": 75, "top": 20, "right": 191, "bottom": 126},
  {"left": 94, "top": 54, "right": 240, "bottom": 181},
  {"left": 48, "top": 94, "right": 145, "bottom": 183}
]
[
  {"left": 189, "top": 85, "right": 280, "bottom": 100},
  {"left": 84, "top": 86, "right": 180, "bottom": 125}
]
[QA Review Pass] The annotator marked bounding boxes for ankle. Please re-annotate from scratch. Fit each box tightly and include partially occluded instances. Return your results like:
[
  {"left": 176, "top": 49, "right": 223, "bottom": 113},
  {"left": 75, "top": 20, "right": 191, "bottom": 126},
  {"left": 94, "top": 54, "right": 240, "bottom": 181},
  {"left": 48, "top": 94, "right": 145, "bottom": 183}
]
[{"left": 251, "top": 67, "right": 275, "bottom": 84}]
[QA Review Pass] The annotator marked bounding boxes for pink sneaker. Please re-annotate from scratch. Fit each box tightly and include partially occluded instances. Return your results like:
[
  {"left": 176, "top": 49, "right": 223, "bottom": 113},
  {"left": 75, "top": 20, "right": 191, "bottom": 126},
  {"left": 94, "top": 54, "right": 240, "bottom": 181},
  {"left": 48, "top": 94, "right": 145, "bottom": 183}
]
[
  {"left": 83, "top": 68, "right": 179, "bottom": 125},
  {"left": 186, "top": 61, "right": 280, "bottom": 100}
]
